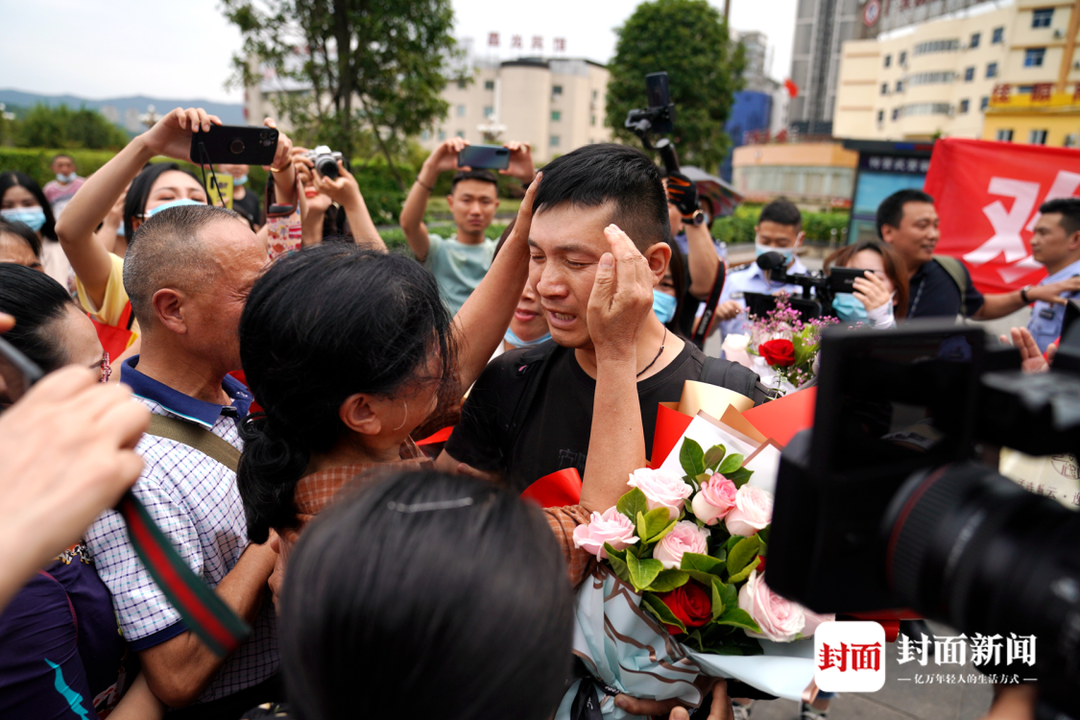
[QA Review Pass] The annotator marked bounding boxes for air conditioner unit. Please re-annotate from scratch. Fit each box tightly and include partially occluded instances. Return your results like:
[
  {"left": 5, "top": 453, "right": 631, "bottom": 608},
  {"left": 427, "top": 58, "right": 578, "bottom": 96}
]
[{"left": 1054, "top": 29, "right": 1064, "bottom": 39}]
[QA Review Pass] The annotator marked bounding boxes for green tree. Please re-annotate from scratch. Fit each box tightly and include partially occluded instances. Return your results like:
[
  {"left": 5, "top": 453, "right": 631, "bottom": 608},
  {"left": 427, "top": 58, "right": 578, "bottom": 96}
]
[
  {"left": 606, "top": 0, "right": 745, "bottom": 174},
  {"left": 16, "top": 104, "right": 128, "bottom": 150},
  {"left": 222, "top": 0, "right": 464, "bottom": 190}
]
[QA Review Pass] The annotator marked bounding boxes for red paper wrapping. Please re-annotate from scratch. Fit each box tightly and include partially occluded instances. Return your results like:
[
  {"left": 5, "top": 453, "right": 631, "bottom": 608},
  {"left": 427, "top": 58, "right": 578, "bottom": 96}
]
[
  {"left": 650, "top": 403, "right": 695, "bottom": 468},
  {"left": 521, "top": 468, "right": 582, "bottom": 508},
  {"left": 742, "top": 387, "right": 816, "bottom": 446}
]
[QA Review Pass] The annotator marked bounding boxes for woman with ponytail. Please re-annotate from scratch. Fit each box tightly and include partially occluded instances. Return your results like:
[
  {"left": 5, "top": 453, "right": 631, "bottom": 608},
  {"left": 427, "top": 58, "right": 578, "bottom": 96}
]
[{"left": 236, "top": 180, "right": 540, "bottom": 565}]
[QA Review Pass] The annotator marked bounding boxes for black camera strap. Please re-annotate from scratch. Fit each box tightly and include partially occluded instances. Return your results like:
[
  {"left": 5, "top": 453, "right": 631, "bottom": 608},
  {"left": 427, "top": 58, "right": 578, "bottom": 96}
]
[
  {"left": 691, "top": 258, "right": 727, "bottom": 347},
  {"left": 194, "top": 141, "right": 229, "bottom": 211}
]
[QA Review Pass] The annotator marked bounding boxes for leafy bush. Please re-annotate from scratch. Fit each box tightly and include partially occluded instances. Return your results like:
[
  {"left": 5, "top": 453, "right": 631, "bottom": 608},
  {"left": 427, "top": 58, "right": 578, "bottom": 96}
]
[
  {"left": 378, "top": 222, "right": 507, "bottom": 255},
  {"left": 712, "top": 204, "right": 849, "bottom": 246}
]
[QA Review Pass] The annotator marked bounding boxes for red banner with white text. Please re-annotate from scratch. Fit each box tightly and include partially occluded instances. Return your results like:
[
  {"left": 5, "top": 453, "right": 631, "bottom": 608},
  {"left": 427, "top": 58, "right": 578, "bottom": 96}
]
[{"left": 923, "top": 138, "right": 1080, "bottom": 294}]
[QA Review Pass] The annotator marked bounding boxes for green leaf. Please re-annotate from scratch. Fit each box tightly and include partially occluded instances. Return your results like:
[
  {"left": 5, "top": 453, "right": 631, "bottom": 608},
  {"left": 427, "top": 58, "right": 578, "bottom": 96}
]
[
  {"left": 646, "top": 569, "right": 690, "bottom": 593},
  {"left": 680, "top": 552, "right": 725, "bottom": 575},
  {"left": 617, "top": 488, "right": 648, "bottom": 523},
  {"left": 718, "top": 580, "right": 738, "bottom": 612},
  {"left": 641, "top": 592, "right": 686, "bottom": 633},
  {"left": 703, "top": 444, "right": 727, "bottom": 471},
  {"left": 680, "top": 437, "right": 706, "bottom": 477},
  {"left": 642, "top": 507, "right": 674, "bottom": 542},
  {"left": 726, "top": 467, "right": 754, "bottom": 488},
  {"left": 724, "top": 535, "right": 743, "bottom": 553},
  {"left": 716, "top": 608, "right": 762, "bottom": 634},
  {"left": 603, "top": 543, "right": 627, "bottom": 562},
  {"left": 727, "top": 556, "right": 761, "bottom": 584},
  {"left": 726, "top": 535, "right": 760, "bottom": 577},
  {"left": 686, "top": 569, "right": 723, "bottom": 587},
  {"left": 717, "top": 453, "right": 745, "bottom": 476},
  {"left": 607, "top": 551, "right": 632, "bottom": 584},
  {"left": 626, "top": 551, "right": 663, "bottom": 592},
  {"left": 711, "top": 578, "right": 725, "bottom": 621}
]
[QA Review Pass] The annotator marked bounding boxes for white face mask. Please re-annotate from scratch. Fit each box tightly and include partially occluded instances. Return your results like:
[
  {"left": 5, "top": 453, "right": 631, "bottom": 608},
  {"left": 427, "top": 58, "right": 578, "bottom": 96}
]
[{"left": 754, "top": 233, "right": 803, "bottom": 265}]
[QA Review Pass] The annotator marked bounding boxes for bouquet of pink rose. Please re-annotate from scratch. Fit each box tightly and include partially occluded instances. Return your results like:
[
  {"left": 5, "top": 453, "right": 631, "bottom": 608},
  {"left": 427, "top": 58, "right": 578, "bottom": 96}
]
[{"left": 556, "top": 438, "right": 827, "bottom": 719}]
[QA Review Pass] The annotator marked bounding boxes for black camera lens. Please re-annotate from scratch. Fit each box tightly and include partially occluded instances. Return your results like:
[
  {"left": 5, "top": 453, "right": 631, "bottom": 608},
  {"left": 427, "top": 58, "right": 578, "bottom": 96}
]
[
  {"left": 230, "top": 139, "right": 245, "bottom": 155},
  {"left": 316, "top": 157, "right": 339, "bottom": 179},
  {"left": 885, "top": 463, "right": 1080, "bottom": 717}
]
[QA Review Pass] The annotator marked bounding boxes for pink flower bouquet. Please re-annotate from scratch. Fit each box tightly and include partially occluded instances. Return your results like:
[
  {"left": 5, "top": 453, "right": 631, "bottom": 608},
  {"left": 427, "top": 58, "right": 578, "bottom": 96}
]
[{"left": 556, "top": 438, "right": 828, "bottom": 719}]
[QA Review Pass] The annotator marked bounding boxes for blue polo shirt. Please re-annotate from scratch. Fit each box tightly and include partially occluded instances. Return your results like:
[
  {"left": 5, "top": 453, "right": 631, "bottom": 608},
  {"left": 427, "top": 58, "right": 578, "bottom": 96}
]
[
  {"left": 85, "top": 357, "right": 278, "bottom": 705},
  {"left": 717, "top": 257, "right": 812, "bottom": 338},
  {"left": 1027, "top": 257, "right": 1080, "bottom": 352}
]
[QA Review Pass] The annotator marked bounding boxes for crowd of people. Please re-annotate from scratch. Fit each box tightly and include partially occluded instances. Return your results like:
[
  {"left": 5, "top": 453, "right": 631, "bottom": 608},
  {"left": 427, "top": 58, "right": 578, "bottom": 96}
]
[{"left": 1, "top": 104, "right": 1075, "bottom": 720}]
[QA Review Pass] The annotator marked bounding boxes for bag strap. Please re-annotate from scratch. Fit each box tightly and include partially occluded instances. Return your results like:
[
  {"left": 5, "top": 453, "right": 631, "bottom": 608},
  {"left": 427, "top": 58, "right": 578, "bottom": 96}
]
[
  {"left": 145, "top": 414, "right": 240, "bottom": 473},
  {"left": 699, "top": 355, "right": 771, "bottom": 404},
  {"left": 932, "top": 256, "right": 970, "bottom": 318}
]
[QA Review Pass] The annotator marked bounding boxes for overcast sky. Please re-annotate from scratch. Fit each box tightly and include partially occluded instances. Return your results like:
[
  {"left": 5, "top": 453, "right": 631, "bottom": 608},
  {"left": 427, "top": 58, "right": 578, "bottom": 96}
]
[{"left": 1, "top": 0, "right": 797, "bottom": 103}]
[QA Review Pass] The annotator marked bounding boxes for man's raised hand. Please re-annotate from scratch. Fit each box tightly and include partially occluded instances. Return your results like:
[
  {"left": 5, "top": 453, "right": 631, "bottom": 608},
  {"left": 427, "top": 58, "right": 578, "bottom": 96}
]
[{"left": 588, "top": 225, "right": 656, "bottom": 361}]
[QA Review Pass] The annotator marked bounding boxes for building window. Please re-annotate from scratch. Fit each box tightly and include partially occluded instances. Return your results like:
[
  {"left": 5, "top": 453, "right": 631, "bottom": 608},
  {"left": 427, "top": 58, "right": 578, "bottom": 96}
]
[
  {"left": 457, "top": 79, "right": 467, "bottom": 90},
  {"left": 896, "top": 80, "right": 903, "bottom": 92},
  {"left": 899, "top": 51, "right": 907, "bottom": 65},
  {"left": 884, "top": 54, "right": 892, "bottom": 67},
  {"left": 592, "top": 89, "right": 598, "bottom": 100},
  {"left": 420, "top": 130, "right": 430, "bottom": 141},
  {"left": 987, "top": 62, "right": 998, "bottom": 78},
  {"left": 1032, "top": 8, "right": 1054, "bottom": 28},
  {"left": 483, "top": 106, "right": 493, "bottom": 117},
  {"left": 550, "top": 135, "right": 560, "bottom": 147},
  {"left": 456, "top": 104, "right": 466, "bottom": 117},
  {"left": 437, "top": 129, "right": 446, "bottom": 141},
  {"left": 892, "top": 108, "right": 900, "bottom": 120},
  {"left": 552, "top": 85, "right": 563, "bottom": 96},
  {"left": 992, "top": 27, "right": 1004, "bottom": 44},
  {"left": 1029, "top": 129, "right": 1048, "bottom": 144},
  {"left": 908, "top": 71, "right": 957, "bottom": 86},
  {"left": 881, "top": 83, "right": 888, "bottom": 95},
  {"left": 590, "top": 114, "right": 596, "bottom": 126},
  {"left": 1024, "top": 48, "right": 1046, "bottom": 67},
  {"left": 980, "top": 96, "right": 989, "bottom": 110},
  {"left": 551, "top": 110, "right": 561, "bottom": 121},
  {"left": 970, "top": 32, "right": 980, "bottom": 48},
  {"left": 914, "top": 39, "right": 960, "bottom": 55},
  {"left": 959, "top": 99, "right": 970, "bottom": 113},
  {"left": 1066, "top": 134, "right": 1078, "bottom": 148},
  {"left": 996, "top": 129, "right": 1014, "bottom": 142},
  {"left": 965, "top": 67, "right": 975, "bottom": 82},
  {"left": 1018, "top": 85, "right": 1034, "bottom": 94},
  {"left": 877, "top": 109, "right": 885, "bottom": 123},
  {"left": 484, "top": 80, "right": 495, "bottom": 90},
  {"left": 456, "top": 130, "right": 465, "bottom": 138}
]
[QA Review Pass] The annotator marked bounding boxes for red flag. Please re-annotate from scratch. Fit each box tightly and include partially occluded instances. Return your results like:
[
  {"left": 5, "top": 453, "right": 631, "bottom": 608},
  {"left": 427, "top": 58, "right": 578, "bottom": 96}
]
[
  {"left": 784, "top": 79, "right": 798, "bottom": 98},
  {"left": 924, "top": 138, "right": 1080, "bottom": 294}
]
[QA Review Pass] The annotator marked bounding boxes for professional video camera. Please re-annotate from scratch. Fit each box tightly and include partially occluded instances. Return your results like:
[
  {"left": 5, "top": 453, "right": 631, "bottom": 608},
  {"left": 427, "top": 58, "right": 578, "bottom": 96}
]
[
  {"left": 743, "top": 251, "right": 871, "bottom": 322},
  {"left": 305, "top": 145, "right": 344, "bottom": 178},
  {"left": 625, "top": 71, "right": 680, "bottom": 175},
  {"left": 767, "top": 319, "right": 1080, "bottom": 719}
]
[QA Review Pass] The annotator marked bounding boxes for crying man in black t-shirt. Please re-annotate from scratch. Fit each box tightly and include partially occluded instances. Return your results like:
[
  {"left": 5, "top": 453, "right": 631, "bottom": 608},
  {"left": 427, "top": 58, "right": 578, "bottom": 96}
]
[{"left": 437, "top": 144, "right": 764, "bottom": 493}]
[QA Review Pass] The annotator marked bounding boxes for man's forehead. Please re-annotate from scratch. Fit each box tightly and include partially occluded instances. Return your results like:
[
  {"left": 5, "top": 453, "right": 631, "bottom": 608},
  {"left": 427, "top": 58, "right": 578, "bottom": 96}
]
[
  {"left": 453, "top": 179, "right": 497, "bottom": 197},
  {"left": 530, "top": 202, "right": 613, "bottom": 253},
  {"left": 902, "top": 201, "right": 937, "bottom": 221}
]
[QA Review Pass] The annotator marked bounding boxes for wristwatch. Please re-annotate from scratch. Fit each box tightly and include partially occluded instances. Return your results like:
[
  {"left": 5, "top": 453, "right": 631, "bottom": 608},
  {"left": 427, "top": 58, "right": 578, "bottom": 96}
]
[
  {"left": 682, "top": 210, "right": 706, "bottom": 226},
  {"left": 1020, "top": 285, "right": 1032, "bottom": 304}
]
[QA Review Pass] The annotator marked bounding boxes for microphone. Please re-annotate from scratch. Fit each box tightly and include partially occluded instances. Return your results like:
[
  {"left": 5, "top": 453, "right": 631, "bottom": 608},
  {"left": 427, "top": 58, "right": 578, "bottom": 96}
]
[{"left": 756, "top": 251, "right": 787, "bottom": 271}]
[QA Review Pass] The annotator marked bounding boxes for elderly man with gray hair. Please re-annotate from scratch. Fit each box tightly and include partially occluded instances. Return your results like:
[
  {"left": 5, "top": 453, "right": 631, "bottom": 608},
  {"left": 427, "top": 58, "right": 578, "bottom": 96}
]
[{"left": 85, "top": 204, "right": 280, "bottom": 718}]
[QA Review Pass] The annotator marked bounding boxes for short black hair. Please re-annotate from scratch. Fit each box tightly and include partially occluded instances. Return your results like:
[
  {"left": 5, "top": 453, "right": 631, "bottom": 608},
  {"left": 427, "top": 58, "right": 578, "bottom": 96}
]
[
  {"left": 532, "top": 143, "right": 669, "bottom": 252},
  {"left": 758, "top": 199, "right": 802, "bottom": 230},
  {"left": 876, "top": 189, "right": 935, "bottom": 239},
  {"left": 450, "top": 169, "right": 498, "bottom": 192},
  {"left": 1039, "top": 197, "right": 1080, "bottom": 237},
  {"left": 0, "top": 217, "right": 43, "bottom": 258},
  {"left": 280, "top": 470, "right": 573, "bottom": 720}
]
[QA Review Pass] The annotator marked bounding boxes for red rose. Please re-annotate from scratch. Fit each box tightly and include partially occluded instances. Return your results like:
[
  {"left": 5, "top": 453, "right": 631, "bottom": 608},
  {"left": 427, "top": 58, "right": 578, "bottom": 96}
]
[
  {"left": 759, "top": 338, "right": 796, "bottom": 368},
  {"left": 655, "top": 582, "right": 712, "bottom": 635}
]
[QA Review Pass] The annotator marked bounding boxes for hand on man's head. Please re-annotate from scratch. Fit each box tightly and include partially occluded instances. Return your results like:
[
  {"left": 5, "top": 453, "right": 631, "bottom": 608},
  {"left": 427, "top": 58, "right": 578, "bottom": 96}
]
[{"left": 587, "top": 224, "right": 657, "bottom": 359}]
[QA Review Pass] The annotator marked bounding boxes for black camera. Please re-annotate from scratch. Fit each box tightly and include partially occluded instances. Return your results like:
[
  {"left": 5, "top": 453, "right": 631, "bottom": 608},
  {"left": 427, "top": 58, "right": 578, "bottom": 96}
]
[
  {"left": 767, "top": 320, "right": 1080, "bottom": 720},
  {"left": 744, "top": 251, "right": 865, "bottom": 322},
  {"left": 305, "top": 145, "right": 344, "bottom": 179},
  {"left": 625, "top": 72, "right": 680, "bottom": 174}
]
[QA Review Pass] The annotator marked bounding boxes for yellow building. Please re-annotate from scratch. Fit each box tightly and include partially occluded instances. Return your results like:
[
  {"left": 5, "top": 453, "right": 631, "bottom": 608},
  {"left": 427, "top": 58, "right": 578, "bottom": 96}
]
[
  {"left": 731, "top": 142, "right": 858, "bottom": 207},
  {"left": 834, "top": 0, "right": 1080, "bottom": 147}
]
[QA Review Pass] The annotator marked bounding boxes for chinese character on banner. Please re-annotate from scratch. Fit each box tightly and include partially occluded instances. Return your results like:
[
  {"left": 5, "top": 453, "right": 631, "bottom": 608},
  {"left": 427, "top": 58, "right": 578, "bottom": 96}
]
[
  {"left": 934, "top": 634, "right": 968, "bottom": 666},
  {"left": 992, "top": 84, "right": 1011, "bottom": 103},
  {"left": 1033, "top": 83, "right": 1052, "bottom": 102},
  {"left": 511, "top": 34, "right": 523, "bottom": 49},
  {"left": 882, "top": 157, "right": 894, "bottom": 170},
  {"left": 532, "top": 35, "right": 543, "bottom": 51},
  {"left": 554, "top": 37, "right": 566, "bottom": 52},
  {"left": 488, "top": 32, "right": 500, "bottom": 47},
  {"left": 869, "top": 156, "right": 882, "bottom": 169},
  {"left": 815, "top": 621, "right": 886, "bottom": 692},
  {"left": 907, "top": 158, "right": 920, "bottom": 172},
  {"left": 897, "top": 632, "right": 931, "bottom": 666}
]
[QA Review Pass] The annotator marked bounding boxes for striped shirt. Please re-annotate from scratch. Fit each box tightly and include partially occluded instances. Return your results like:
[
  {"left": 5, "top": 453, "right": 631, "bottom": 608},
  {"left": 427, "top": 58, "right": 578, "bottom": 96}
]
[{"left": 85, "top": 357, "right": 278, "bottom": 705}]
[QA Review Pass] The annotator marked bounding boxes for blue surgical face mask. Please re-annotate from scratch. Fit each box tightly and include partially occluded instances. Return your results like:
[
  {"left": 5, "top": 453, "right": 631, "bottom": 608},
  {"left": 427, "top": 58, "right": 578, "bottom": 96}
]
[
  {"left": 832, "top": 292, "right": 868, "bottom": 323},
  {"left": 56, "top": 172, "right": 78, "bottom": 183},
  {"left": 0, "top": 206, "right": 46, "bottom": 233},
  {"left": 504, "top": 326, "right": 551, "bottom": 348},
  {"left": 755, "top": 242, "right": 795, "bottom": 265},
  {"left": 653, "top": 289, "right": 678, "bottom": 324},
  {"left": 234, "top": 175, "right": 248, "bottom": 186},
  {"left": 147, "top": 198, "right": 205, "bottom": 217}
]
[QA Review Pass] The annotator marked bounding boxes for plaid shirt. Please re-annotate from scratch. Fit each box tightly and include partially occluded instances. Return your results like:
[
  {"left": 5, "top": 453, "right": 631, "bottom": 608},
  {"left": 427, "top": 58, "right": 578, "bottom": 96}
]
[{"left": 85, "top": 358, "right": 278, "bottom": 705}]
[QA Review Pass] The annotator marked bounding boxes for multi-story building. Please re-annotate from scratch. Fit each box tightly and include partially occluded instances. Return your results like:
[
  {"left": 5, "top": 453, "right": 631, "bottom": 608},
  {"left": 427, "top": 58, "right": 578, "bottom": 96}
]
[
  {"left": 833, "top": 0, "right": 1080, "bottom": 146},
  {"left": 791, "top": 0, "right": 989, "bottom": 133},
  {"left": 246, "top": 53, "right": 610, "bottom": 163},
  {"left": 416, "top": 57, "right": 610, "bottom": 162}
]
